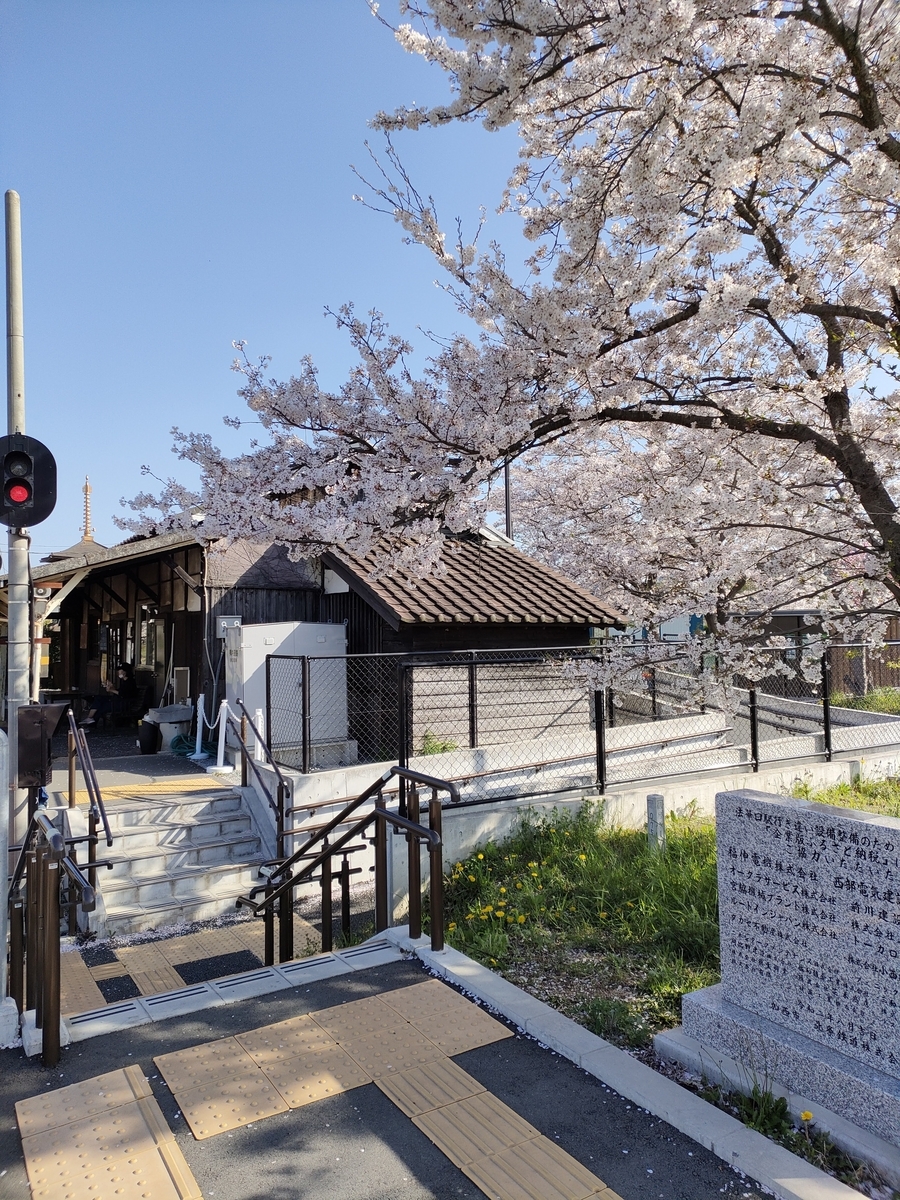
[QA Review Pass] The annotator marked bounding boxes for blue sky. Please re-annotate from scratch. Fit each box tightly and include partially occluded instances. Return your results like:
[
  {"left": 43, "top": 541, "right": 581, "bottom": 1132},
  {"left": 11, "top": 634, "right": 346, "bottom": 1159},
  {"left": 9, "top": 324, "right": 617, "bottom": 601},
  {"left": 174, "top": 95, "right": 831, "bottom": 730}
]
[{"left": 0, "top": 0, "right": 525, "bottom": 559}]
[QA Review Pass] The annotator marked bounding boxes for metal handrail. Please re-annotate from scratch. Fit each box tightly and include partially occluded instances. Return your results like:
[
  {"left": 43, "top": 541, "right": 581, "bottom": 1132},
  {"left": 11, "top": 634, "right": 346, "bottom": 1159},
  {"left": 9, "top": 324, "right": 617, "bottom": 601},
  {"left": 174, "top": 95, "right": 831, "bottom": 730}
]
[
  {"left": 226, "top": 713, "right": 277, "bottom": 815},
  {"left": 233, "top": 697, "right": 289, "bottom": 790},
  {"left": 60, "top": 856, "right": 96, "bottom": 912},
  {"left": 66, "top": 711, "right": 113, "bottom": 846},
  {"left": 7, "top": 810, "right": 64, "bottom": 901}
]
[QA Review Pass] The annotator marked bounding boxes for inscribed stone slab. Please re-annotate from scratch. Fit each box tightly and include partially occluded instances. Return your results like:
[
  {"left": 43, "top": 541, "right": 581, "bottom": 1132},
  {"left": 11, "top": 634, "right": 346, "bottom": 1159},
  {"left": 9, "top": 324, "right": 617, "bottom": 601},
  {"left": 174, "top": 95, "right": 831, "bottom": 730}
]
[{"left": 715, "top": 789, "right": 900, "bottom": 1080}]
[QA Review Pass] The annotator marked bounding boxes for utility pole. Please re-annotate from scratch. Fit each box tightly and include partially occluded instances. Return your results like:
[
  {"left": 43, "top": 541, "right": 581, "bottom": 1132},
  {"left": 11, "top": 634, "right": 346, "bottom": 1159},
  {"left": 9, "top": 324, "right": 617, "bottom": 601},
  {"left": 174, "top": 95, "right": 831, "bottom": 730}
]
[{"left": 2, "top": 189, "right": 28, "bottom": 1027}]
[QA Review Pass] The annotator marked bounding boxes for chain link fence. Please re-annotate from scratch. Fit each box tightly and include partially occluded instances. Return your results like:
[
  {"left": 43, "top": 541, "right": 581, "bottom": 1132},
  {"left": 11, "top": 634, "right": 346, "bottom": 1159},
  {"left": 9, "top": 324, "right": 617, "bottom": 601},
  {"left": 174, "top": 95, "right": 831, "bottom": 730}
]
[{"left": 265, "top": 643, "right": 900, "bottom": 802}]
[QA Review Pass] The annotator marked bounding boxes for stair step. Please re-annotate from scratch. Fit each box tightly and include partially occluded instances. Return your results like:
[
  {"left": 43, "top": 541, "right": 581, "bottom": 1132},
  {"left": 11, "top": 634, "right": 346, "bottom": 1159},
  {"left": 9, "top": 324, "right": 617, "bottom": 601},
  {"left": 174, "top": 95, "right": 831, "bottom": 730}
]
[
  {"left": 102, "top": 860, "right": 261, "bottom": 910},
  {"left": 102, "top": 792, "right": 244, "bottom": 830},
  {"left": 100, "top": 834, "right": 262, "bottom": 881},
  {"left": 102, "top": 883, "right": 260, "bottom": 937},
  {"left": 110, "top": 814, "right": 254, "bottom": 850}
]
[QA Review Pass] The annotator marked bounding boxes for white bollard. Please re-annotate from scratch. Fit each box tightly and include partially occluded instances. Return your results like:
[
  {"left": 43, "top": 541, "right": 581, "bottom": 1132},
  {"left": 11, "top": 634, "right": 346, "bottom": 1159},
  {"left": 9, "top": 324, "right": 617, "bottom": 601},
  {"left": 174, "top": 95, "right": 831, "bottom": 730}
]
[
  {"left": 647, "top": 793, "right": 666, "bottom": 855},
  {"left": 254, "top": 709, "right": 265, "bottom": 761},
  {"left": 205, "top": 700, "right": 233, "bottom": 774},
  {"left": 189, "top": 694, "right": 209, "bottom": 761}
]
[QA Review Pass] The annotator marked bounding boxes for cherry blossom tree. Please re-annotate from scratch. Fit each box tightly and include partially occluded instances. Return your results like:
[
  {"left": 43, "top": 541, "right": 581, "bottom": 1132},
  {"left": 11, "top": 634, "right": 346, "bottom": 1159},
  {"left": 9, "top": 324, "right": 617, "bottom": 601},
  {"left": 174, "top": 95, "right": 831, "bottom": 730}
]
[{"left": 128, "top": 0, "right": 900, "bottom": 645}]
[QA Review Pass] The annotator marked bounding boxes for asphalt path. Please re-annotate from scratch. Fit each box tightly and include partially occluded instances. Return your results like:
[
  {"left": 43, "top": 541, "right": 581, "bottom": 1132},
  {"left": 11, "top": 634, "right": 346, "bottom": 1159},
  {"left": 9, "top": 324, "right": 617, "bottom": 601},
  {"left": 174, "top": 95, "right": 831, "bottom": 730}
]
[{"left": 0, "top": 959, "right": 769, "bottom": 1200}]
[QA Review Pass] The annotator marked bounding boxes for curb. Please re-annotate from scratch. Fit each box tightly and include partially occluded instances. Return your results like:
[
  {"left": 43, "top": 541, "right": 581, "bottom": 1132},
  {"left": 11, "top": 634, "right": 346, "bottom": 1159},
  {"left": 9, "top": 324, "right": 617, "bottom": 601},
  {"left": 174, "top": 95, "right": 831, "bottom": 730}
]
[{"left": 380, "top": 928, "right": 867, "bottom": 1200}]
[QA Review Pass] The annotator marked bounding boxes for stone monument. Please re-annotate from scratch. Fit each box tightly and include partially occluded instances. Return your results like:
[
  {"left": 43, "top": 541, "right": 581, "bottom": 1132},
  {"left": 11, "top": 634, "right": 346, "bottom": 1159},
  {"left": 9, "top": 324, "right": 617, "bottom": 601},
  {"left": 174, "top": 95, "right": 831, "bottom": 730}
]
[{"left": 681, "top": 788, "right": 900, "bottom": 1146}]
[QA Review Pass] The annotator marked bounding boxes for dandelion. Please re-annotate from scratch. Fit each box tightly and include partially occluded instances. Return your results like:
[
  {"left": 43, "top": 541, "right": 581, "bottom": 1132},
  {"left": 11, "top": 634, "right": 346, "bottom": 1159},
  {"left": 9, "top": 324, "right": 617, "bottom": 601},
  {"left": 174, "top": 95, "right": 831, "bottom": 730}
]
[
  {"left": 516, "top": 882, "right": 523, "bottom": 889},
  {"left": 468, "top": 875, "right": 476, "bottom": 882},
  {"left": 517, "top": 914, "right": 526, "bottom": 924},
  {"left": 507, "top": 916, "right": 514, "bottom": 923},
  {"left": 599, "top": 912, "right": 608, "bottom": 919},
  {"left": 483, "top": 905, "right": 493, "bottom": 913},
  {"left": 499, "top": 886, "right": 506, "bottom": 894},
  {"left": 578, "top": 853, "right": 587, "bottom": 861},
  {"left": 448, "top": 922, "right": 457, "bottom": 931},
  {"left": 477, "top": 853, "right": 484, "bottom": 860},
  {"left": 800, "top": 1111, "right": 813, "bottom": 1123},
  {"left": 480, "top": 915, "right": 488, "bottom": 921},
  {"left": 465, "top": 914, "right": 474, "bottom": 921},
  {"left": 531, "top": 872, "right": 538, "bottom": 878}
]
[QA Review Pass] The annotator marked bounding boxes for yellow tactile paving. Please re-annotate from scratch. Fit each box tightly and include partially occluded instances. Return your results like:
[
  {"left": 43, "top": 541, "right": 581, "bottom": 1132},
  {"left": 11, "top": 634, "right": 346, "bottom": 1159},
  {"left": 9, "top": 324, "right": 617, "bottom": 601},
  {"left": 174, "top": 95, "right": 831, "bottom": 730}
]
[
  {"left": 174, "top": 1068, "right": 290, "bottom": 1140},
  {"left": 88, "top": 960, "right": 130, "bottom": 981},
  {"left": 154, "top": 928, "right": 247, "bottom": 964},
  {"left": 374, "top": 1057, "right": 486, "bottom": 1117},
  {"left": 462, "top": 1136, "right": 610, "bottom": 1200},
  {"left": 410, "top": 1004, "right": 514, "bottom": 1057},
  {"left": 311, "top": 995, "right": 410, "bottom": 1040},
  {"left": 341, "top": 1028, "right": 445, "bottom": 1078},
  {"left": 261, "top": 1045, "right": 372, "bottom": 1108},
  {"left": 235, "top": 1014, "right": 337, "bottom": 1065},
  {"left": 154, "top": 1037, "right": 258, "bottom": 1092},
  {"left": 58, "top": 952, "right": 107, "bottom": 1017},
  {"left": 117, "top": 945, "right": 185, "bottom": 995},
  {"left": 16, "top": 1066, "right": 152, "bottom": 1137},
  {"left": 379, "top": 978, "right": 475, "bottom": 1021},
  {"left": 22, "top": 1095, "right": 175, "bottom": 1181},
  {"left": 27, "top": 1141, "right": 203, "bottom": 1200},
  {"left": 412, "top": 1092, "right": 540, "bottom": 1167}
]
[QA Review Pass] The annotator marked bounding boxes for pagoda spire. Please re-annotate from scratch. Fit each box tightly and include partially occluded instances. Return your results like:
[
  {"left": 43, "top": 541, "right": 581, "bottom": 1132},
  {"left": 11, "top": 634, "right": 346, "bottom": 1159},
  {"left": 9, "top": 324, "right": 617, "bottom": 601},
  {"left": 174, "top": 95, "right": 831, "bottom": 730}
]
[{"left": 82, "top": 476, "right": 94, "bottom": 542}]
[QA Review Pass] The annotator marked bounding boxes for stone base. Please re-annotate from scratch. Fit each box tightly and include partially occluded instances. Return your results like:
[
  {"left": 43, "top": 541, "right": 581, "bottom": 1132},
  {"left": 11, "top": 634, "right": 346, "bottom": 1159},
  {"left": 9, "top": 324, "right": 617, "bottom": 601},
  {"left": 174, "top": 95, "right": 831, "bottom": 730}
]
[
  {"left": 21, "top": 1009, "right": 72, "bottom": 1057},
  {"left": 683, "top": 984, "right": 900, "bottom": 1148},
  {"left": 0, "top": 996, "right": 20, "bottom": 1048}
]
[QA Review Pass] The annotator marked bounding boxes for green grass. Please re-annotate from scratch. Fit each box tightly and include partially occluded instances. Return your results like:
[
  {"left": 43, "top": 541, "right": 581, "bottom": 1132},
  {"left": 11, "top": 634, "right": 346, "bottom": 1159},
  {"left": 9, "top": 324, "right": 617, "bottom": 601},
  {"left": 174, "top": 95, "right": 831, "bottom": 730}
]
[
  {"left": 791, "top": 775, "right": 900, "bottom": 817},
  {"left": 441, "top": 803, "right": 720, "bottom": 1047},
  {"left": 831, "top": 686, "right": 900, "bottom": 715}
]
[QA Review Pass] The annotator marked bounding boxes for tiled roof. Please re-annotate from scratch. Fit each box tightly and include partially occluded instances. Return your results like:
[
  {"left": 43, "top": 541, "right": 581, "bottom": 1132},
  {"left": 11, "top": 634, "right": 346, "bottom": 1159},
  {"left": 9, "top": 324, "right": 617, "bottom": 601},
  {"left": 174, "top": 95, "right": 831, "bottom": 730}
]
[{"left": 324, "top": 532, "right": 624, "bottom": 630}]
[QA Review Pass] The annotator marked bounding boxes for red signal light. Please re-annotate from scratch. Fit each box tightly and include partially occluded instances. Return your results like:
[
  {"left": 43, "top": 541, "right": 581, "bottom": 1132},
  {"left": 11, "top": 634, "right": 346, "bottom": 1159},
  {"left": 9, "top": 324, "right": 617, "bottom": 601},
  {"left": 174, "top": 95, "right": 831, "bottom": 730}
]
[{"left": 8, "top": 483, "right": 30, "bottom": 504}]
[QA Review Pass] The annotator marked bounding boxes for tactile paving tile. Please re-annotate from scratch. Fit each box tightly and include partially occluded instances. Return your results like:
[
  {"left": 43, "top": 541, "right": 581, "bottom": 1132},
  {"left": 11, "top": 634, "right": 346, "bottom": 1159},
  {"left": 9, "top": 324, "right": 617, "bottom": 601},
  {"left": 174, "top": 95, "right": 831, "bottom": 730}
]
[
  {"left": 375, "top": 1056, "right": 486, "bottom": 1117},
  {"left": 340, "top": 1028, "right": 445, "bottom": 1078},
  {"left": 16, "top": 1066, "right": 153, "bottom": 1136},
  {"left": 59, "top": 952, "right": 107, "bottom": 1017},
  {"left": 154, "top": 1036, "right": 258, "bottom": 1092},
  {"left": 232, "top": 915, "right": 318, "bottom": 960},
  {"left": 261, "top": 1044, "right": 372, "bottom": 1108},
  {"left": 21, "top": 1095, "right": 174, "bottom": 1181},
  {"left": 88, "top": 960, "right": 131, "bottom": 981},
  {"left": 411, "top": 1092, "right": 540, "bottom": 1166},
  {"left": 156, "top": 929, "right": 246, "bottom": 965},
  {"left": 379, "top": 979, "right": 475, "bottom": 1022},
  {"left": 236, "top": 1014, "right": 337, "bottom": 1065},
  {"left": 311, "top": 995, "right": 410, "bottom": 1040},
  {"left": 409, "top": 1005, "right": 514, "bottom": 1057},
  {"left": 174, "top": 1068, "right": 290, "bottom": 1139},
  {"left": 117, "top": 945, "right": 186, "bottom": 994},
  {"left": 28, "top": 1141, "right": 203, "bottom": 1200},
  {"left": 461, "top": 1136, "right": 611, "bottom": 1200}
]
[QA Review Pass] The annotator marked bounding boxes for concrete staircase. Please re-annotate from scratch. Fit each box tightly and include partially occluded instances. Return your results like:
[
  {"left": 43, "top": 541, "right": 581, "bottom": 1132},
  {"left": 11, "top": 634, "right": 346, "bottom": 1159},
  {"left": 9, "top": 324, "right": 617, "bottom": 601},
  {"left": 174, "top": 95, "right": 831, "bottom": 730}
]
[{"left": 95, "top": 787, "right": 264, "bottom": 937}]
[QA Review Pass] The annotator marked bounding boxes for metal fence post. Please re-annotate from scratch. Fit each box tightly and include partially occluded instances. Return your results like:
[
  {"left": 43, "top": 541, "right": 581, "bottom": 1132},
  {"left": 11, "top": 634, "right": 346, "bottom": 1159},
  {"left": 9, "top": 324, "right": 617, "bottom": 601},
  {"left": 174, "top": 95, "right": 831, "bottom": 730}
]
[
  {"left": 822, "top": 650, "right": 833, "bottom": 762},
  {"left": 749, "top": 687, "right": 760, "bottom": 772},
  {"left": 279, "top": 873, "right": 294, "bottom": 963},
  {"left": 467, "top": 652, "right": 478, "bottom": 749},
  {"left": 594, "top": 690, "right": 607, "bottom": 793},
  {"left": 407, "top": 783, "right": 422, "bottom": 940},
  {"left": 607, "top": 688, "right": 616, "bottom": 728},
  {"left": 428, "top": 791, "right": 444, "bottom": 952},
  {"left": 374, "top": 792, "right": 388, "bottom": 932},
  {"left": 265, "top": 654, "right": 272, "bottom": 757},
  {"left": 67, "top": 728, "right": 76, "bottom": 808},
  {"left": 647, "top": 794, "right": 666, "bottom": 855},
  {"left": 42, "top": 854, "right": 61, "bottom": 1068},
  {"left": 320, "top": 841, "right": 333, "bottom": 953},
  {"left": 301, "top": 656, "right": 311, "bottom": 775}
]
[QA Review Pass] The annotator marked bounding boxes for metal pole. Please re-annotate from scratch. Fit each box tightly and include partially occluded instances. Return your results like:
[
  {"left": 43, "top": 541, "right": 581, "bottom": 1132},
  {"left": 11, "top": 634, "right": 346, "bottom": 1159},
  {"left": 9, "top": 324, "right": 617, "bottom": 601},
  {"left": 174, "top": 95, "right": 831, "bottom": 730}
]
[
  {"left": 374, "top": 792, "right": 388, "bottom": 932},
  {"left": 467, "top": 653, "right": 478, "bottom": 749},
  {"left": 189, "top": 693, "right": 206, "bottom": 760},
  {"left": 594, "top": 690, "right": 607, "bottom": 793},
  {"left": 428, "top": 793, "right": 444, "bottom": 952},
  {"left": 9, "top": 894, "right": 24, "bottom": 1013},
  {"left": 41, "top": 853, "right": 60, "bottom": 1068},
  {"left": 254, "top": 708, "right": 265, "bottom": 762},
  {"left": 5, "top": 191, "right": 29, "bottom": 1002},
  {"left": 263, "top": 887, "right": 274, "bottom": 967},
  {"left": 215, "top": 699, "right": 228, "bottom": 769},
  {"left": 320, "top": 840, "right": 332, "bottom": 953},
  {"left": 278, "top": 872, "right": 293, "bottom": 963},
  {"left": 240, "top": 715, "right": 248, "bottom": 788},
  {"left": 340, "top": 856, "right": 351, "bottom": 940},
  {"left": 67, "top": 727, "right": 77, "bottom": 807},
  {"left": 25, "top": 843, "right": 38, "bottom": 1011},
  {"left": 407, "top": 782, "right": 421, "bottom": 940},
  {"left": 822, "top": 650, "right": 833, "bottom": 763},
  {"left": 301, "top": 656, "right": 311, "bottom": 775},
  {"left": 749, "top": 688, "right": 760, "bottom": 772}
]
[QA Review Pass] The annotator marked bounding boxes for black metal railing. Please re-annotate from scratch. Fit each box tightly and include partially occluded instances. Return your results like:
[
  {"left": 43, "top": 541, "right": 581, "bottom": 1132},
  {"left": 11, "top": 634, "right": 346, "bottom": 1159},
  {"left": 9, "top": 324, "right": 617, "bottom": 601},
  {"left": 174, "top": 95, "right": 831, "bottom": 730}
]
[
  {"left": 7, "top": 810, "right": 96, "bottom": 1068},
  {"left": 227, "top": 697, "right": 290, "bottom": 856},
  {"left": 265, "top": 642, "right": 900, "bottom": 798},
  {"left": 236, "top": 766, "right": 458, "bottom": 963},
  {"left": 66, "top": 711, "right": 113, "bottom": 894}
]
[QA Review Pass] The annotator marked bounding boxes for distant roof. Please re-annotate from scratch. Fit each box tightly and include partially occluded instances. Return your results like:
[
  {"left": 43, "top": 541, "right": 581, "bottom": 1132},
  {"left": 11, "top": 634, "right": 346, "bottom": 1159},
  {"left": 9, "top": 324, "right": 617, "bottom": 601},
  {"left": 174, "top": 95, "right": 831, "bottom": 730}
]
[
  {"left": 324, "top": 531, "right": 625, "bottom": 630},
  {"left": 42, "top": 535, "right": 107, "bottom": 563}
]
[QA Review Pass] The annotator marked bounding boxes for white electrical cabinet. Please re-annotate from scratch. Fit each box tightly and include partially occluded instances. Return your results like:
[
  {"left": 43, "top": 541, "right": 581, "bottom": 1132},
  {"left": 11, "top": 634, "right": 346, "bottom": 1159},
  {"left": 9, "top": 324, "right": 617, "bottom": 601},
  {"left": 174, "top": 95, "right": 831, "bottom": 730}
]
[{"left": 224, "top": 621, "right": 353, "bottom": 767}]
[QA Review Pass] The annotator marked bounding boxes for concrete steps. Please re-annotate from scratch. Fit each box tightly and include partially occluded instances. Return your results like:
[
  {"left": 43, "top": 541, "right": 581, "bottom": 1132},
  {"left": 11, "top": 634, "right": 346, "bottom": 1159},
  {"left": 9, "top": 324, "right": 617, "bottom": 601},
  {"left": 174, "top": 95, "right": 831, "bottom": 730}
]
[{"left": 97, "top": 787, "right": 265, "bottom": 937}]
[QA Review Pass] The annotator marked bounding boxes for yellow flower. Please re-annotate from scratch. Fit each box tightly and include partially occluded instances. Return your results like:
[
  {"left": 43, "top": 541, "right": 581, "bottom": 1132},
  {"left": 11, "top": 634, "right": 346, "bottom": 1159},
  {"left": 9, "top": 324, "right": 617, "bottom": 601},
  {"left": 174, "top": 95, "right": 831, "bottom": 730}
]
[
  {"left": 468, "top": 875, "right": 476, "bottom": 882},
  {"left": 477, "top": 853, "right": 484, "bottom": 860},
  {"left": 516, "top": 882, "right": 523, "bottom": 889},
  {"left": 531, "top": 872, "right": 538, "bottom": 878},
  {"left": 507, "top": 916, "right": 514, "bottom": 923},
  {"left": 448, "top": 922, "right": 457, "bottom": 931},
  {"left": 499, "top": 886, "right": 507, "bottom": 894},
  {"left": 480, "top": 915, "right": 488, "bottom": 921},
  {"left": 465, "top": 914, "right": 474, "bottom": 921},
  {"left": 540, "top": 906, "right": 546, "bottom": 912},
  {"left": 578, "top": 854, "right": 587, "bottom": 861},
  {"left": 800, "top": 1111, "right": 813, "bottom": 1123},
  {"left": 528, "top": 862, "right": 537, "bottom": 868},
  {"left": 517, "top": 915, "right": 526, "bottom": 924},
  {"left": 483, "top": 905, "right": 493, "bottom": 913},
  {"left": 599, "top": 912, "right": 608, "bottom": 919}
]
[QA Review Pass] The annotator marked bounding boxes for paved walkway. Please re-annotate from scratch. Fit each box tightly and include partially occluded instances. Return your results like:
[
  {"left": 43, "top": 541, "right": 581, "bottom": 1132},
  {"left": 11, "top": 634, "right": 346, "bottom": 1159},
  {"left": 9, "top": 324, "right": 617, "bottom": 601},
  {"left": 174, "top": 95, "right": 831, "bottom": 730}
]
[{"left": 0, "top": 959, "right": 768, "bottom": 1200}]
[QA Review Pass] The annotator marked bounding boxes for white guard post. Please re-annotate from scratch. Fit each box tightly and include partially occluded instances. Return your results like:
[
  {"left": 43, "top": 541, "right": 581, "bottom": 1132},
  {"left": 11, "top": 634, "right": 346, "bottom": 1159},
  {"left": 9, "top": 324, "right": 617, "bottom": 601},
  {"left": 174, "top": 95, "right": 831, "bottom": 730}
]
[
  {"left": 254, "top": 709, "right": 265, "bottom": 761},
  {"left": 188, "top": 693, "right": 209, "bottom": 761},
  {"left": 205, "top": 699, "right": 233, "bottom": 774}
]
